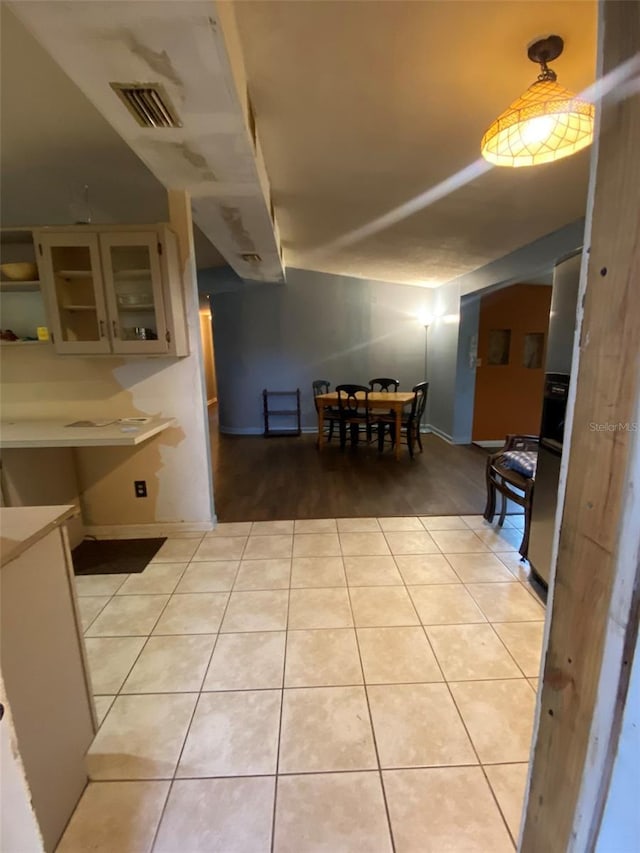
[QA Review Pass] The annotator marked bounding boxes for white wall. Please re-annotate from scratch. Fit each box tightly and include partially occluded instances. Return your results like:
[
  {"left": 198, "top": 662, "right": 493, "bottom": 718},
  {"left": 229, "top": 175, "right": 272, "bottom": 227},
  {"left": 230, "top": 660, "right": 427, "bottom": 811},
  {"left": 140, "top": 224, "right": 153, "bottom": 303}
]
[
  {"left": 595, "top": 627, "right": 640, "bottom": 852},
  {"left": 1, "top": 285, "right": 214, "bottom": 531}
]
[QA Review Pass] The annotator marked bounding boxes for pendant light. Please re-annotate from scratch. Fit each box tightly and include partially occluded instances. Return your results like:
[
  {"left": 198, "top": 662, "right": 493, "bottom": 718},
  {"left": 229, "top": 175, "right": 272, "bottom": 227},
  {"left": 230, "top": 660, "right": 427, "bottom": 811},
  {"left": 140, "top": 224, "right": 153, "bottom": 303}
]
[{"left": 481, "top": 35, "right": 594, "bottom": 167}]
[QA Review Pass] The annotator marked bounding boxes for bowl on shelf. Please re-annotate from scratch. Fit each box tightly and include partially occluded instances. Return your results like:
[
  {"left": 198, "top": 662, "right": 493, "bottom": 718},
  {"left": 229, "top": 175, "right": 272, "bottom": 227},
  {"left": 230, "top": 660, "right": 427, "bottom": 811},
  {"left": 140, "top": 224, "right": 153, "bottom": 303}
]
[{"left": 0, "top": 262, "right": 38, "bottom": 281}]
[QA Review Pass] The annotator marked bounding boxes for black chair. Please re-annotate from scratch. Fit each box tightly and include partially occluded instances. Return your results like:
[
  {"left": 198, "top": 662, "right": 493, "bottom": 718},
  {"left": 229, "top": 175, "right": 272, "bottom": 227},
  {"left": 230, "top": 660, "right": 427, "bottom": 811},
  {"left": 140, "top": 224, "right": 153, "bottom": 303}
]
[
  {"left": 336, "top": 384, "right": 371, "bottom": 450},
  {"left": 312, "top": 379, "right": 339, "bottom": 444},
  {"left": 378, "top": 381, "right": 429, "bottom": 458},
  {"left": 483, "top": 434, "right": 539, "bottom": 558},
  {"left": 369, "top": 377, "right": 400, "bottom": 392}
]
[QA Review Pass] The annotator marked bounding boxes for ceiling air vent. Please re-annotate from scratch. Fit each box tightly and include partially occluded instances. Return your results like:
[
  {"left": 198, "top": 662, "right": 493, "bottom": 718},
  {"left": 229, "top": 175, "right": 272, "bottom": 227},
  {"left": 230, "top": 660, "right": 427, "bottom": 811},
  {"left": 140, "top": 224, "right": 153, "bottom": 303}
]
[{"left": 110, "top": 83, "right": 182, "bottom": 128}]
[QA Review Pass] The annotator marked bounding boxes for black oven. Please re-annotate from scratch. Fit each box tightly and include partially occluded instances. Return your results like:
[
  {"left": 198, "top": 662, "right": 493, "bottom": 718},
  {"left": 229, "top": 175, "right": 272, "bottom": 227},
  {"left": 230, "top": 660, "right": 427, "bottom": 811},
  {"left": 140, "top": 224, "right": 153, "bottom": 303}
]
[
  {"left": 529, "top": 373, "right": 570, "bottom": 586},
  {"left": 539, "top": 373, "right": 570, "bottom": 451}
]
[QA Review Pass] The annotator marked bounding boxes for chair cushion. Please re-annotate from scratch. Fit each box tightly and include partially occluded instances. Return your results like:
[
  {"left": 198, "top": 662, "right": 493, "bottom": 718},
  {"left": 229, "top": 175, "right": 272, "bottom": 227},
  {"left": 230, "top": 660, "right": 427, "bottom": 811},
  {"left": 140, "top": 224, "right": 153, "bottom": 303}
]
[{"left": 501, "top": 450, "right": 537, "bottom": 479}]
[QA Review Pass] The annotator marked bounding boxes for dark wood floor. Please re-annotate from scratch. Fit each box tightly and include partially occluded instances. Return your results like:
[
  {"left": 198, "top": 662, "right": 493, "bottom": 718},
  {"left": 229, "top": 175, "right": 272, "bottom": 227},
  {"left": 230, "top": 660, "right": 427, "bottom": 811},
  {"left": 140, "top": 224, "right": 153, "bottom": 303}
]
[{"left": 210, "top": 414, "right": 489, "bottom": 522}]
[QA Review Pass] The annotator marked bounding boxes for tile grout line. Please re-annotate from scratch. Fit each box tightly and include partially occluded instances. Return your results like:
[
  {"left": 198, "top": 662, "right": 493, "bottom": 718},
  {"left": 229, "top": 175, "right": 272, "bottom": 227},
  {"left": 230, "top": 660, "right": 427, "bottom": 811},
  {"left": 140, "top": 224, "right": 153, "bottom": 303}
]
[
  {"left": 105, "top": 563, "right": 191, "bottom": 704},
  {"left": 444, "top": 679, "right": 519, "bottom": 850},
  {"left": 270, "top": 555, "right": 293, "bottom": 853},
  {"left": 486, "top": 621, "right": 535, "bottom": 681},
  {"left": 382, "top": 535, "right": 530, "bottom": 850},
  {"left": 74, "top": 517, "right": 540, "bottom": 851},
  {"left": 71, "top": 758, "right": 532, "bottom": 786},
  {"left": 148, "top": 538, "right": 247, "bottom": 853},
  {"left": 85, "top": 564, "right": 195, "bottom": 853},
  {"left": 100, "top": 673, "right": 532, "bottom": 698},
  {"left": 81, "top": 617, "right": 545, "bottom": 641},
  {"left": 344, "top": 572, "right": 397, "bottom": 853}
]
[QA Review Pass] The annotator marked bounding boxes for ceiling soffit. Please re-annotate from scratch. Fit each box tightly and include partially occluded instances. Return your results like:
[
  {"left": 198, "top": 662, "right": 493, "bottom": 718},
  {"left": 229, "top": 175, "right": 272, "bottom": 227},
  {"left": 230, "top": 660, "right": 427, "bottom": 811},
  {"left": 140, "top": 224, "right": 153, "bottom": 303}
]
[{"left": 10, "top": 0, "right": 283, "bottom": 283}]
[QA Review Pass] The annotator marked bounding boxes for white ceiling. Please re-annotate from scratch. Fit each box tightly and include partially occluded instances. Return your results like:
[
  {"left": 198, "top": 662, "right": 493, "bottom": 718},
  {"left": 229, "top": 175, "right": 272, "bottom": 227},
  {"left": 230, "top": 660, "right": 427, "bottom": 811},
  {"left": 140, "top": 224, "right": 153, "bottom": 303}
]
[
  {"left": 0, "top": 5, "right": 226, "bottom": 270},
  {"left": 2, "top": 1, "right": 597, "bottom": 287},
  {"left": 233, "top": 0, "right": 598, "bottom": 285}
]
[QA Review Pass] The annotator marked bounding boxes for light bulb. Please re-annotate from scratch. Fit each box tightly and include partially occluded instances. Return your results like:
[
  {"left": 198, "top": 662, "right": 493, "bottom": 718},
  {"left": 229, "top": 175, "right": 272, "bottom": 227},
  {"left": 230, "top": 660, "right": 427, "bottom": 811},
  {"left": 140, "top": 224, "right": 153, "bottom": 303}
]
[{"left": 520, "top": 114, "right": 557, "bottom": 145}]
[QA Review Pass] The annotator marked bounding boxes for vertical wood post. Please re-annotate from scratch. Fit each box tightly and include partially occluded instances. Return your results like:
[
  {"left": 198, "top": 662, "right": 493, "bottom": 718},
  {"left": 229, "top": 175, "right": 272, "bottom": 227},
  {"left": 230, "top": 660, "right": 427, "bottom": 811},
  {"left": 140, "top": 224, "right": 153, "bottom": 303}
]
[{"left": 521, "top": 2, "right": 640, "bottom": 849}]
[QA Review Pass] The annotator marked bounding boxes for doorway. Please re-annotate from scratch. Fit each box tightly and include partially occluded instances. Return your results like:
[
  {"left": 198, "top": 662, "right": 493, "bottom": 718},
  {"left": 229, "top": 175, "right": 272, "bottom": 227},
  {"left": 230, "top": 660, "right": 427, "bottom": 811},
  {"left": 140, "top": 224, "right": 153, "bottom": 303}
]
[{"left": 199, "top": 293, "right": 218, "bottom": 408}]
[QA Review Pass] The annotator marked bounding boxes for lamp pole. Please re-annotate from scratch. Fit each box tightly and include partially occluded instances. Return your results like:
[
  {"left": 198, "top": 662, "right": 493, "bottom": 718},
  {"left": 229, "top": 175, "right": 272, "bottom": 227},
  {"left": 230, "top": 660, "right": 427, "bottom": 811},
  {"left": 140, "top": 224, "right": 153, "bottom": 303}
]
[{"left": 424, "top": 323, "right": 430, "bottom": 382}]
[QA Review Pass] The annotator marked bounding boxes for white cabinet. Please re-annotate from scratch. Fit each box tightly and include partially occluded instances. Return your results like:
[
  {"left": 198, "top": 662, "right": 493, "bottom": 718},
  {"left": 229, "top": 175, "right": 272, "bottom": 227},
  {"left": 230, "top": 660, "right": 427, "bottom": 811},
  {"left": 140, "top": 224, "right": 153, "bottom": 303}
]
[
  {"left": 34, "top": 225, "right": 189, "bottom": 356},
  {"left": 0, "top": 228, "right": 49, "bottom": 347}
]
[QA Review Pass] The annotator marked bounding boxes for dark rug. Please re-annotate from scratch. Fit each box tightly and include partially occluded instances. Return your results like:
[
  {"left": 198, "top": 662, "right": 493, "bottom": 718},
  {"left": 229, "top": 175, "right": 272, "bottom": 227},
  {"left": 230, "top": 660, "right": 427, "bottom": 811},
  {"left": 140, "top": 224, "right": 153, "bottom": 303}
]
[{"left": 72, "top": 538, "right": 167, "bottom": 575}]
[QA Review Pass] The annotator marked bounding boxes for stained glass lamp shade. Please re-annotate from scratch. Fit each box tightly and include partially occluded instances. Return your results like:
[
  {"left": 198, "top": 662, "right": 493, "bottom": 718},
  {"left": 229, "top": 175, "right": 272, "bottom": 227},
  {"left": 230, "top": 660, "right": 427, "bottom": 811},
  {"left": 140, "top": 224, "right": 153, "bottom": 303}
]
[{"left": 481, "top": 35, "right": 595, "bottom": 168}]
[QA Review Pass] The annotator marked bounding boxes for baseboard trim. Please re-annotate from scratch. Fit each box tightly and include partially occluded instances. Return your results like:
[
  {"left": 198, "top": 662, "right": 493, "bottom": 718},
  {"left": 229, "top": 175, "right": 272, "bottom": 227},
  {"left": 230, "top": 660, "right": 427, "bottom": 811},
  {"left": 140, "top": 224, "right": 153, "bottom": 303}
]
[
  {"left": 425, "top": 424, "right": 455, "bottom": 444},
  {"left": 218, "top": 426, "right": 262, "bottom": 435},
  {"left": 473, "top": 440, "right": 506, "bottom": 448},
  {"left": 219, "top": 426, "right": 317, "bottom": 436},
  {"left": 84, "top": 521, "right": 215, "bottom": 539}
]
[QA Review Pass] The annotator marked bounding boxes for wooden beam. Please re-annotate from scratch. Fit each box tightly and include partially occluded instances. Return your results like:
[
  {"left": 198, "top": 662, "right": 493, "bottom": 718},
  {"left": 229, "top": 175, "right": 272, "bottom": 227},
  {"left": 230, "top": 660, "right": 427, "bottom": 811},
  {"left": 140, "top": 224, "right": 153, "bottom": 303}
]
[{"left": 521, "top": 1, "right": 640, "bottom": 850}]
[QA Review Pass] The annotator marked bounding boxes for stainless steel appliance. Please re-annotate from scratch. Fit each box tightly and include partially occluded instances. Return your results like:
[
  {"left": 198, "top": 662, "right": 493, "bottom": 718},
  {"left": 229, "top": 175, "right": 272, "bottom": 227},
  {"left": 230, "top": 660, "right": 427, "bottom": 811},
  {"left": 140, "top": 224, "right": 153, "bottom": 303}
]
[
  {"left": 529, "top": 375, "right": 569, "bottom": 585},
  {"left": 528, "top": 252, "right": 582, "bottom": 586}
]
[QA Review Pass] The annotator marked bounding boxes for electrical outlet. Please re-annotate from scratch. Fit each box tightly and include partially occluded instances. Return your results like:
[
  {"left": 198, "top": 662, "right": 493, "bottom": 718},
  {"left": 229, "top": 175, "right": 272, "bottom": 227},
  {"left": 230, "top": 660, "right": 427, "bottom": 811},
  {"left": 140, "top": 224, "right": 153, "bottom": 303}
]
[{"left": 134, "top": 480, "right": 147, "bottom": 498}]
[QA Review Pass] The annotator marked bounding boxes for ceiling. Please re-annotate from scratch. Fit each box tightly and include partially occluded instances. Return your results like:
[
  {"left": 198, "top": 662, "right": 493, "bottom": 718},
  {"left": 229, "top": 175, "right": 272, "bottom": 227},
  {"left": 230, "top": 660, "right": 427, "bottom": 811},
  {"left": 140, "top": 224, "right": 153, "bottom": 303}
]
[
  {"left": 2, "top": 1, "right": 597, "bottom": 287},
  {"left": 233, "top": 0, "right": 597, "bottom": 285},
  {"left": 0, "top": 5, "right": 225, "bottom": 270}
]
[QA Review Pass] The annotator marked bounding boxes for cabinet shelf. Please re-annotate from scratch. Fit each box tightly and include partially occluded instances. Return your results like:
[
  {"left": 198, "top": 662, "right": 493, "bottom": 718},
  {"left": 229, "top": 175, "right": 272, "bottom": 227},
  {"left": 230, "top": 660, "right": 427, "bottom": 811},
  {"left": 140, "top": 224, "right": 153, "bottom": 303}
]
[
  {"left": 113, "top": 269, "right": 152, "bottom": 279},
  {"left": 61, "top": 304, "right": 97, "bottom": 311},
  {"left": 0, "top": 339, "right": 49, "bottom": 346},
  {"left": 117, "top": 304, "right": 154, "bottom": 311},
  {"left": 55, "top": 270, "right": 93, "bottom": 279},
  {"left": 0, "top": 280, "right": 41, "bottom": 292}
]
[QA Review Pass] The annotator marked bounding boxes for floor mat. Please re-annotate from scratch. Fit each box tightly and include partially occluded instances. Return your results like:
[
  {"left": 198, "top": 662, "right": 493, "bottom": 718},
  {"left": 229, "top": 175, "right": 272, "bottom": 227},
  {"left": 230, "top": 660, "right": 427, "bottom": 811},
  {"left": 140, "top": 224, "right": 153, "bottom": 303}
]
[{"left": 72, "top": 537, "right": 167, "bottom": 575}]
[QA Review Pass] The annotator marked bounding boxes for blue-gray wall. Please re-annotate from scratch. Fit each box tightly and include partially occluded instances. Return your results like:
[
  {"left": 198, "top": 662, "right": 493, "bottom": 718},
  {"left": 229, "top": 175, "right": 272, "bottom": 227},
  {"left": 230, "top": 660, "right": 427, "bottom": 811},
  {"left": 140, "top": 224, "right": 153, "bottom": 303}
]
[
  {"left": 199, "top": 220, "right": 585, "bottom": 440},
  {"left": 199, "top": 266, "right": 433, "bottom": 433},
  {"left": 427, "top": 220, "right": 585, "bottom": 441},
  {"left": 425, "top": 281, "right": 462, "bottom": 441},
  {"left": 452, "top": 292, "right": 481, "bottom": 443}
]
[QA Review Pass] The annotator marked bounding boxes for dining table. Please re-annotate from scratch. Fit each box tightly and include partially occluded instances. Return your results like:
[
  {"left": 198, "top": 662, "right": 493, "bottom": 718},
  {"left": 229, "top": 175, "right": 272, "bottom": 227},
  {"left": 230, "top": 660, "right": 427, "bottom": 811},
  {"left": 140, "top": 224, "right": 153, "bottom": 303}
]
[{"left": 315, "top": 391, "right": 416, "bottom": 461}]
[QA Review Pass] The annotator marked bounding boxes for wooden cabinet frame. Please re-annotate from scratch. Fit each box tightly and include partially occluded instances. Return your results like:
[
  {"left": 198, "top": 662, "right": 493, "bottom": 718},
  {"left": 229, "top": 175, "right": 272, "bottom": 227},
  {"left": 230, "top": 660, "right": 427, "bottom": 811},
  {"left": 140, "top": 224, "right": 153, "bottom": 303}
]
[
  {"left": 34, "top": 224, "right": 189, "bottom": 357},
  {"left": 36, "top": 231, "right": 111, "bottom": 355},
  {"left": 100, "top": 231, "right": 168, "bottom": 355}
]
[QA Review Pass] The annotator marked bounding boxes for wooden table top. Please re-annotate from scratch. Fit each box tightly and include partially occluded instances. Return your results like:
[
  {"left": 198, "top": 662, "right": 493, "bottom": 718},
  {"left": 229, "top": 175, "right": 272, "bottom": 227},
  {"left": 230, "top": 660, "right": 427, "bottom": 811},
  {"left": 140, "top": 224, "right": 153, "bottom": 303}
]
[{"left": 316, "top": 391, "right": 415, "bottom": 405}]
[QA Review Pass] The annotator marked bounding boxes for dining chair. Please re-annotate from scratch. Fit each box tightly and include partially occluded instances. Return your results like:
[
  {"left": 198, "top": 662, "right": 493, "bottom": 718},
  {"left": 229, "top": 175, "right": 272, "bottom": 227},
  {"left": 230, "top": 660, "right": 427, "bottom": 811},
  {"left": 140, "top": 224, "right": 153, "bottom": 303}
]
[
  {"left": 369, "top": 377, "right": 400, "bottom": 391},
  {"left": 335, "top": 384, "right": 371, "bottom": 450},
  {"left": 369, "top": 378, "right": 400, "bottom": 434},
  {"left": 377, "top": 381, "right": 429, "bottom": 458},
  {"left": 312, "top": 379, "right": 339, "bottom": 444}
]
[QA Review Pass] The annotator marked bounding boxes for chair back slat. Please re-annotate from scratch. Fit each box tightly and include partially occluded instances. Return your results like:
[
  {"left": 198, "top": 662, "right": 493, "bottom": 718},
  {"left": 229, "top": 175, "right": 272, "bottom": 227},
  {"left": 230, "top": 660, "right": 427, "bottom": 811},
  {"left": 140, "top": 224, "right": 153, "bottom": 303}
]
[
  {"left": 336, "top": 384, "right": 369, "bottom": 417},
  {"left": 312, "top": 379, "right": 331, "bottom": 413},
  {"left": 369, "top": 377, "right": 400, "bottom": 392},
  {"left": 410, "top": 381, "right": 429, "bottom": 423}
]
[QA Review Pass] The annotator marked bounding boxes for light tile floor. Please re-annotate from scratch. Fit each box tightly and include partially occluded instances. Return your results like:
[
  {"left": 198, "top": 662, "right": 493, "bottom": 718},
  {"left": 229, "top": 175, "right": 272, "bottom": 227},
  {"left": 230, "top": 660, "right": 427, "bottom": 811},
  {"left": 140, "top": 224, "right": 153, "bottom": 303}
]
[{"left": 62, "top": 514, "right": 544, "bottom": 852}]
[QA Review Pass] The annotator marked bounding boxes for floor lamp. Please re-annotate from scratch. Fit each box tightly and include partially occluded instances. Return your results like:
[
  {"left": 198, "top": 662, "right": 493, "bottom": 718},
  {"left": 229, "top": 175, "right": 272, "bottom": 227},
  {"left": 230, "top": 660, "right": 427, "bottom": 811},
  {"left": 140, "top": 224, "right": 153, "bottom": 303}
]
[{"left": 423, "top": 321, "right": 430, "bottom": 382}]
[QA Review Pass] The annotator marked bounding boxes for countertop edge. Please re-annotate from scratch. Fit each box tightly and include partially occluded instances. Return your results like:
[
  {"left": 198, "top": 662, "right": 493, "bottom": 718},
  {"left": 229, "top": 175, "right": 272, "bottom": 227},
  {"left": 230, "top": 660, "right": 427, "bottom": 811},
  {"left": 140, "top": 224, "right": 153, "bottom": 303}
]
[
  {"left": 0, "top": 417, "right": 175, "bottom": 449},
  {"left": 0, "top": 505, "right": 78, "bottom": 568}
]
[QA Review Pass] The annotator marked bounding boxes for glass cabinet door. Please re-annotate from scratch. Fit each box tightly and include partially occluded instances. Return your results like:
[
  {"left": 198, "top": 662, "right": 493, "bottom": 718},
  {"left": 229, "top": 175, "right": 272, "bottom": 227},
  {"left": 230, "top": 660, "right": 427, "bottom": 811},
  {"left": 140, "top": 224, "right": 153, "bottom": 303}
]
[
  {"left": 100, "top": 233, "right": 168, "bottom": 354},
  {"left": 38, "top": 233, "right": 110, "bottom": 353}
]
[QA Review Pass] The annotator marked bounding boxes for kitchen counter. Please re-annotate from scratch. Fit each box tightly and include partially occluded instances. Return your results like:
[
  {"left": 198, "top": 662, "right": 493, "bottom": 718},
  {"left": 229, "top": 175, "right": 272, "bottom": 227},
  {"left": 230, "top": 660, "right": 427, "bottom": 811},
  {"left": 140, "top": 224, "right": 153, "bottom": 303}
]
[
  {"left": 0, "top": 417, "right": 174, "bottom": 448},
  {"left": 0, "top": 504, "right": 77, "bottom": 567},
  {"left": 1, "top": 504, "right": 95, "bottom": 851}
]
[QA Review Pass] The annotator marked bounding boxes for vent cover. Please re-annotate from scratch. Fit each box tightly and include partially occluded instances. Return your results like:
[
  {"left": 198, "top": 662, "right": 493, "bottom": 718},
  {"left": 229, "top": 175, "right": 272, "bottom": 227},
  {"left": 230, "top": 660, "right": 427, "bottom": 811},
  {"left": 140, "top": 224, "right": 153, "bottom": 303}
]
[{"left": 110, "top": 83, "right": 182, "bottom": 128}]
